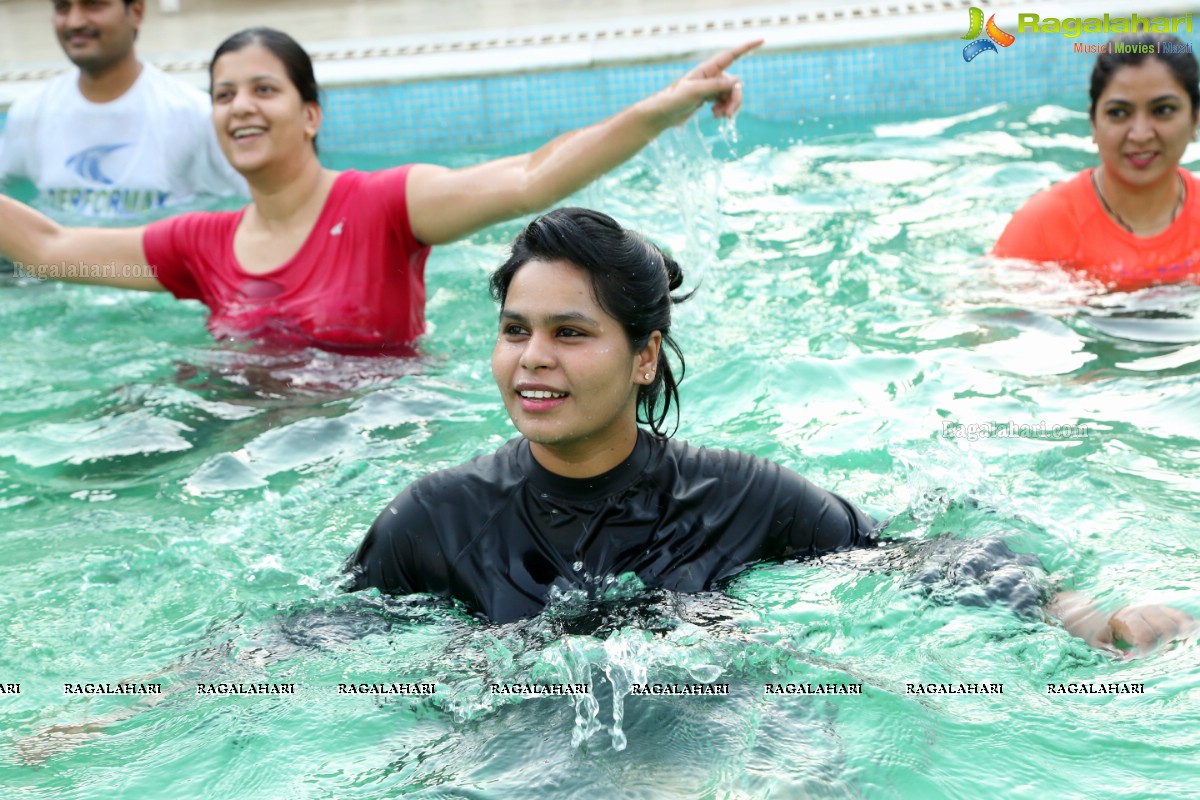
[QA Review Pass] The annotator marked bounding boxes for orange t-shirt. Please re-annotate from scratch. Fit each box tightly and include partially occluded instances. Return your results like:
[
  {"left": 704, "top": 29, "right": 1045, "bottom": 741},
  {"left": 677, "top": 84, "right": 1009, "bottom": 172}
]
[{"left": 992, "top": 168, "right": 1200, "bottom": 291}]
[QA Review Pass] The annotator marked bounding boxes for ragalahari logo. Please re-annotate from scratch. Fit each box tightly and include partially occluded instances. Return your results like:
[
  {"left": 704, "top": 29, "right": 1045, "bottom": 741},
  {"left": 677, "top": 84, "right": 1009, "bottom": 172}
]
[{"left": 961, "top": 7, "right": 1015, "bottom": 62}]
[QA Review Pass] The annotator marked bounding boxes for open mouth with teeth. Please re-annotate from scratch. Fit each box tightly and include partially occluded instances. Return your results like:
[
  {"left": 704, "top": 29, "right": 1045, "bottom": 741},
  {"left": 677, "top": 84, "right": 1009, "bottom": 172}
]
[
  {"left": 232, "top": 127, "right": 266, "bottom": 140},
  {"left": 517, "top": 389, "right": 569, "bottom": 411}
]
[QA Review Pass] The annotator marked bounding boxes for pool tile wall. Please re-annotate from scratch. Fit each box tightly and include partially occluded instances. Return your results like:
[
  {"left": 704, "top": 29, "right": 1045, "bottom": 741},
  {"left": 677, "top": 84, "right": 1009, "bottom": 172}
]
[
  {"left": 313, "top": 30, "right": 1200, "bottom": 154},
  {"left": 2, "top": 25, "right": 1198, "bottom": 155}
]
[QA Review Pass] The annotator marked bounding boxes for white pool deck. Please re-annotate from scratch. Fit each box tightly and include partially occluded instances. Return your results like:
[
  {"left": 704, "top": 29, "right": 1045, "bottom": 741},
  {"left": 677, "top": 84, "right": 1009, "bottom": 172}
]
[{"left": 0, "top": 0, "right": 1184, "bottom": 107}]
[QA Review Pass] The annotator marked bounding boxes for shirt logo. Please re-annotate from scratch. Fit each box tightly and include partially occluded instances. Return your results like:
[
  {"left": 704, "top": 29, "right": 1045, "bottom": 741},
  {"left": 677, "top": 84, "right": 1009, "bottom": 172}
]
[
  {"left": 330, "top": 220, "right": 345, "bottom": 236},
  {"left": 64, "top": 144, "right": 131, "bottom": 185}
]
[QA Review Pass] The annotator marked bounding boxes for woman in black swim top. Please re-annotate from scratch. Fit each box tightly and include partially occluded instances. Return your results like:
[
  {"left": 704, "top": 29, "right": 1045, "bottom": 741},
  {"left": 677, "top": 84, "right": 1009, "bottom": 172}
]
[
  {"left": 346, "top": 207, "right": 878, "bottom": 622},
  {"left": 347, "top": 208, "right": 1196, "bottom": 657}
]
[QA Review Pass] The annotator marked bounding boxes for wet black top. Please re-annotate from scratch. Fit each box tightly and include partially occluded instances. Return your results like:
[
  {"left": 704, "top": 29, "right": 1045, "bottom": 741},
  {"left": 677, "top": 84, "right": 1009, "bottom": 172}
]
[{"left": 345, "top": 430, "right": 879, "bottom": 622}]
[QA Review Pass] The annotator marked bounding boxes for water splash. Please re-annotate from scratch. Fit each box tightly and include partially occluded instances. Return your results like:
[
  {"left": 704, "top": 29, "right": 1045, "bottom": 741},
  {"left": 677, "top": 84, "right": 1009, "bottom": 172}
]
[
  {"left": 719, "top": 114, "right": 740, "bottom": 148},
  {"left": 425, "top": 575, "right": 780, "bottom": 751}
]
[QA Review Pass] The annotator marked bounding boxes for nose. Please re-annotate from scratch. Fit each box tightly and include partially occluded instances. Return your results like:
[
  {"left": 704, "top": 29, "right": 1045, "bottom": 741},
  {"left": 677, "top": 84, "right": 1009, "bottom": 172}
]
[
  {"left": 229, "top": 87, "right": 256, "bottom": 116},
  {"left": 61, "top": 3, "right": 88, "bottom": 31},
  {"left": 1128, "top": 110, "right": 1156, "bottom": 141},
  {"left": 518, "top": 330, "right": 556, "bottom": 371}
]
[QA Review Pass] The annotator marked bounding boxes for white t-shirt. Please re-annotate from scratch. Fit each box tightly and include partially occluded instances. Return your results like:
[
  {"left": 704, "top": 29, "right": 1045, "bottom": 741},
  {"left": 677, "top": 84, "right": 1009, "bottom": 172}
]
[{"left": 0, "top": 62, "right": 246, "bottom": 218}]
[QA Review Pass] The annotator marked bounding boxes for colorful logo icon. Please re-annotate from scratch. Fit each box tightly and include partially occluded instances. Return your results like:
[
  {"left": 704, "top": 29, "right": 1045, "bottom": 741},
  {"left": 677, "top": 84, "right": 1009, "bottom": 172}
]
[{"left": 961, "top": 7, "right": 1015, "bottom": 62}]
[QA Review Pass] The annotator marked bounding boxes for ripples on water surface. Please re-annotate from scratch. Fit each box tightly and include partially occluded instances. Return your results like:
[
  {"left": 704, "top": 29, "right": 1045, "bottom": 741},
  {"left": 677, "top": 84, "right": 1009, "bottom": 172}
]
[{"left": 1, "top": 103, "right": 1198, "bottom": 798}]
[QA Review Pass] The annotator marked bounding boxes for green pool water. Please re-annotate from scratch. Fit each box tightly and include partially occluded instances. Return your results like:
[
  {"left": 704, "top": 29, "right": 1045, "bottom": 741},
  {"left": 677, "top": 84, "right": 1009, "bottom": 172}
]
[{"left": 1, "top": 103, "right": 1198, "bottom": 799}]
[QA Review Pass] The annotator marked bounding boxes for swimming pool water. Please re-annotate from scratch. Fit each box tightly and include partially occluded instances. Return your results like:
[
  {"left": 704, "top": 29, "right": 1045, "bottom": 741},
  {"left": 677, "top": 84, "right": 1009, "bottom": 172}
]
[{"left": 1, "top": 102, "right": 1198, "bottom": 799}]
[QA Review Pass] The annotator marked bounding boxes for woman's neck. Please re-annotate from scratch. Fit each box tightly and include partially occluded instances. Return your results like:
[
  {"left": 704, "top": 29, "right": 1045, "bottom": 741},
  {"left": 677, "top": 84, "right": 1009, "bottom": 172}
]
[
  {"left": 245, "top": 157, "right": 331, "bottom": 229},
  {"left": 1093, "top": 165, "right": 1185, "bottom": 237},
  {"left": 528, "top": 427, "right": 641, "bottom": 480}
]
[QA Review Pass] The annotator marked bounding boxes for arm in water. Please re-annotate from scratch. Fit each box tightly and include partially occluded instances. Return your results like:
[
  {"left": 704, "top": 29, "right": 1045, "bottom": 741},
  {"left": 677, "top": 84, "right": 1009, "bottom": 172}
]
[
  {"left": 897, "top": 534, "right": 1195, "bottom": 658},
  {"left": 1049, "top": 590, "right": 1197, "bottom": 659}
]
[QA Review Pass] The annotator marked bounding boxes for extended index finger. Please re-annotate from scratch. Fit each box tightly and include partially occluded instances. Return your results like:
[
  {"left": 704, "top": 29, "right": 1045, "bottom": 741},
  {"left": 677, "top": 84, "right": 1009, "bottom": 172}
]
[{"left": 693, "top": 39, "right": 764, "bottom": 75}]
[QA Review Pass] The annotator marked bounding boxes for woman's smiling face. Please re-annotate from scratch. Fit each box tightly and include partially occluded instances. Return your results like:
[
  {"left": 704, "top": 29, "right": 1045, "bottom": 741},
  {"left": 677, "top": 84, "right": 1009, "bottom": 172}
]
[
  {"left": 210, "top": 43, "right": 320, "bottom": 175},
  {"left": 1091, "top": 57, "right": 1198, "bottom": 190},
  {"left": 491, "top": 258, "right": 658, "bottom": 467}
]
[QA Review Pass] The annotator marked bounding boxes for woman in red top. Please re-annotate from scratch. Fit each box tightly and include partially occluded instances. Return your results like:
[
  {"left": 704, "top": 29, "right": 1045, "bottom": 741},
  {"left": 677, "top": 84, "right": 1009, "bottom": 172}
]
[
  {"left": 993, "top": 33, "right": 1200, "bottom": 291},
  {"left": 0, "top": 28, "right": 759, "bottom": 352}
]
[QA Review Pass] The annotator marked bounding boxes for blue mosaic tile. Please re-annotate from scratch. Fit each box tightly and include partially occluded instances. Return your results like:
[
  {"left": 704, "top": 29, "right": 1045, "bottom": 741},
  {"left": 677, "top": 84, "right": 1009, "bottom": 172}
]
[
  {"left": 310, "top": 34, "right": 1132, "bottom": 155},
  {"left": 3, "top": 29, "right": 1194, "bottom": 153}
]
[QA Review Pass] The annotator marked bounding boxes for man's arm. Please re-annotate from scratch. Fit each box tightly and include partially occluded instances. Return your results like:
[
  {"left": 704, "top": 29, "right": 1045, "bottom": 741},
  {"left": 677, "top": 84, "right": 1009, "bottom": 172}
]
[{"left": 406, "top": 41, "right": 761, "bottom": 245}]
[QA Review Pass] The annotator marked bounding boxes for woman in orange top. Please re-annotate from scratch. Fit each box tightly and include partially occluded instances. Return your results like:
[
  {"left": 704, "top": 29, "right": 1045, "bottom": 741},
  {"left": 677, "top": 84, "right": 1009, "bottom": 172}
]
[{"left": 993, "top": 33, "right": 1200, "bottom": 291}]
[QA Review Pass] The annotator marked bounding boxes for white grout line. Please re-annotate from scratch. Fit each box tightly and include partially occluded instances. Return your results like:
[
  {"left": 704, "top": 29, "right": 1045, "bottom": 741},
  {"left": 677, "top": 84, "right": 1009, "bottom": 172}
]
[
  {"left": 2, "top": 0, "right": 1194, "bottom": 106},
  {"left": 2, "top": 0, "right": 987, "bottom": 102}
]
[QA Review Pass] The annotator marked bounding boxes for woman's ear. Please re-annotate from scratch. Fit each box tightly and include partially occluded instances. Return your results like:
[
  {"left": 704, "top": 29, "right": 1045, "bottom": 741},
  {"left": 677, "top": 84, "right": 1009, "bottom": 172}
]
[
  {"left": 636, "top": 331, "right": 663, "bottom": 384},
  {"left": 304, "top": 102, "right": 323, "bottom": 143}
]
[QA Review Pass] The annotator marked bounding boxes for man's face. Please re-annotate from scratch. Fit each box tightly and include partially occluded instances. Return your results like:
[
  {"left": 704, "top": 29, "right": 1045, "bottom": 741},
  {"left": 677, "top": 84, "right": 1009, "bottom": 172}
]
[{"left": 52, "top": 0, "right": 143, "bottom": 75}]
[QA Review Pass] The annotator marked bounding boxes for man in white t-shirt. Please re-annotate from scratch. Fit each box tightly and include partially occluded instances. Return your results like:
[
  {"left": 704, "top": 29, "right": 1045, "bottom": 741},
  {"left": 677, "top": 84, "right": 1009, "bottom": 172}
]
[{"left": 0, "top": 0, "right": 245, "bottom": 219}]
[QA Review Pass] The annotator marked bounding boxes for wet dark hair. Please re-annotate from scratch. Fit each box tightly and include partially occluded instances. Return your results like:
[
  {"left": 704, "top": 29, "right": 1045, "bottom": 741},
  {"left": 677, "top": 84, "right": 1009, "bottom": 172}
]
[
  {"left": 1090, "top": 33, "right": 1200, "bottom": 119},
  {"left": 489, "top": 208, "right": 693, "bottom": 437},
  {"left": 210, "top": 28, "right": 321, "bottom": 152}
]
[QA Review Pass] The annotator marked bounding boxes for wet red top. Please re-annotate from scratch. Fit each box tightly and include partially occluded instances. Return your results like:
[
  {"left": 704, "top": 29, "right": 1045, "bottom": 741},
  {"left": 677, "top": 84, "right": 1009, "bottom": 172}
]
[{"left": 144, "top": 166, "right": 430, "bottom": 353}]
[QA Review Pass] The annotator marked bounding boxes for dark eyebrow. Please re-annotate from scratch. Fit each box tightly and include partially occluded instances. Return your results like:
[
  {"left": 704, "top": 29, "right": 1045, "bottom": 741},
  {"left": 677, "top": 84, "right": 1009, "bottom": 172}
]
[
  {"left": 498, "top": 309, "right": 600, "bottom": 326},
  {"left": 1104, "top": 92, "right": 1183, "bottom": 106},
  {"left": 212, "top": 75, "right": 284, "bottom": 89}
]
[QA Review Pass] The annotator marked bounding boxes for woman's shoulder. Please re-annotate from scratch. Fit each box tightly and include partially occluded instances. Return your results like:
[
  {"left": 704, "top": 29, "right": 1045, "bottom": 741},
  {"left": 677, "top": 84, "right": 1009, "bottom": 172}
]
[
  {"left": 1014, "top": 170, "right": 1092, "bottom": 217},
  {"left": 652, "top": 435, "right": 784, "bottom": 478},
  {"left": 327, "top": 167, "right": 420, "bottom": 229},
  {"left": 144, "top": 208, "right": 243, "bottom": 248},
  {"left": 993, "top": 169, "right": 1093, "bottom": 259},
  {"left": 1180, "top": 167, "right": 1200, "bottom": 193},
  {"left": 146, "top": 207, "right": 244, "bottom": 241},
  {"left": 407, "top": 437, "right": 527, "bottom": 501},
  {"left": 348, "top": 165, "right": 418, "bottom": 192}
]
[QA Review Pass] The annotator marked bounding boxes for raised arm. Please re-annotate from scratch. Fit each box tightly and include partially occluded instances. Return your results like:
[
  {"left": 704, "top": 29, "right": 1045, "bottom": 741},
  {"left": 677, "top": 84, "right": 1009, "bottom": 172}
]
[
  {"left": 0, "top": 195, "right": 164, "bottom": 291},
  {"left": 406, "top": 41, "right": 762, "bottom": 245}
]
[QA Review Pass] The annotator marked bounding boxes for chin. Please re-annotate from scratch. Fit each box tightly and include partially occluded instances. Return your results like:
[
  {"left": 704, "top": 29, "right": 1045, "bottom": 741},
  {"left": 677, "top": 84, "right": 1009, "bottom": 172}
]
[
  {"left": 229, "top": 157, "right": 267, "bottom": 177},
  {"left": 66, "top": 54, "right": 104, "bottom": 71},
  {"left": 514, "top": 424, "right": 568, "bottom": 447}
]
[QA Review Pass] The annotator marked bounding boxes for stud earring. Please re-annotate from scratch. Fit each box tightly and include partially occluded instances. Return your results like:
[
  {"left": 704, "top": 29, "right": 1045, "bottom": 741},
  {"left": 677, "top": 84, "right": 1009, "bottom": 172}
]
[{"left": 644, "top": 372, "right": 652, "bottom": 380}]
